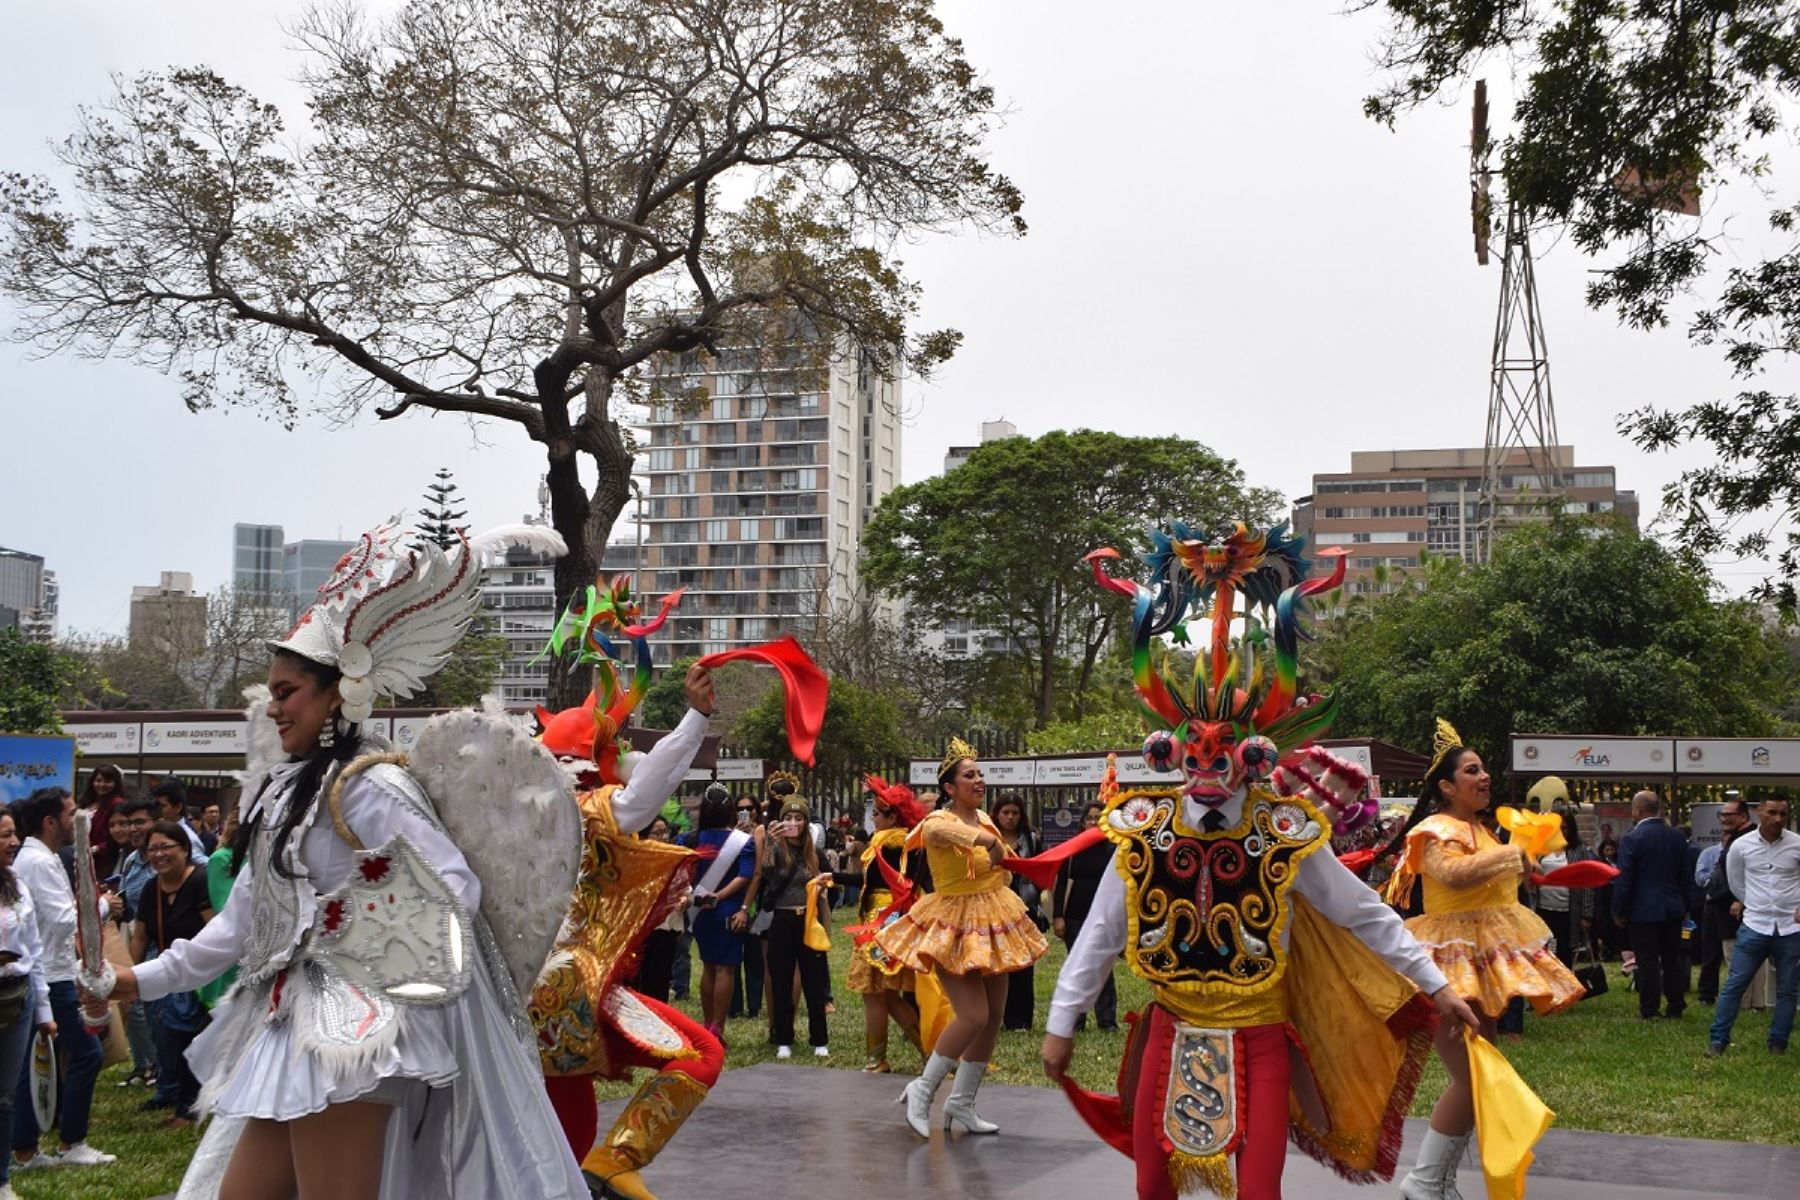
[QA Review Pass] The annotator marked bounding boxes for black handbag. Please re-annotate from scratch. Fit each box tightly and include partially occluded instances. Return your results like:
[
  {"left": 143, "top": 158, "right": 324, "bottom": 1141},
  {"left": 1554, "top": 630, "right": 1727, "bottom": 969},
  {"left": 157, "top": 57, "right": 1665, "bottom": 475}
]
[{"left": 1572, "top": 939, "right": 1608, "bottom": 1000}]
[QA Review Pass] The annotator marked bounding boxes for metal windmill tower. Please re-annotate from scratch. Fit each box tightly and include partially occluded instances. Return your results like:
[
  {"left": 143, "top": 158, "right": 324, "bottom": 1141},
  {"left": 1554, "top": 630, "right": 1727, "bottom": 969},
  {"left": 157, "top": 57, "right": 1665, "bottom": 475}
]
[{"left": 1471, "top": 80, "right": 1563, "bottom": 564}]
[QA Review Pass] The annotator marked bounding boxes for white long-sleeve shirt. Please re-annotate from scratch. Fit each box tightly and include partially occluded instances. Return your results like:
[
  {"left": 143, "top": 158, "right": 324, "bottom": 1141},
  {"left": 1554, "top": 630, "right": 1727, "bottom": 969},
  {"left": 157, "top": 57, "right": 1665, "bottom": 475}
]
[
  {"left": 13, "top": 837, "right": 109, "bottom": 986},
  {"left": 0, "top": 883, "right": 54, "bottom": 1025},
  {"left": 1047, "top": 790, "right": 1448, "bottom": 1039},
  {"left": 609, "top": 707, "right": 711, "bottom": 836},
  {"left": 1726, "top": 827, "right": 1800, "bottom": 938}
]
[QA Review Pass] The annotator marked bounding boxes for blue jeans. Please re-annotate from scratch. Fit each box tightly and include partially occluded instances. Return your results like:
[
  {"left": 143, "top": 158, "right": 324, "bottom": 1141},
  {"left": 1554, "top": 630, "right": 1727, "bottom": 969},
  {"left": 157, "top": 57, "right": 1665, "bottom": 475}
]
[
  {"left": 0, "top": 1012, "right": 35, "bottom": 1182},
  {"left": 11, "top": 980, "right": 104, "bottom": 1150},
  {"left": 1708, "top": 926, "right": 1800, "bottom": 1050}
]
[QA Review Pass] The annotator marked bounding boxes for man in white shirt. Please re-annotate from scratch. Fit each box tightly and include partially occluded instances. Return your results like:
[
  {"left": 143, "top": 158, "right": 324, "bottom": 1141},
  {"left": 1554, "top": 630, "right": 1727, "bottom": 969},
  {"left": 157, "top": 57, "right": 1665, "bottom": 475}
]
[
  {"left": 1707, "top": 797, "right": 1800, "bottom": 1056},
  {"left": 7, "top": 788, "right": 116, "bottom": 1171}
]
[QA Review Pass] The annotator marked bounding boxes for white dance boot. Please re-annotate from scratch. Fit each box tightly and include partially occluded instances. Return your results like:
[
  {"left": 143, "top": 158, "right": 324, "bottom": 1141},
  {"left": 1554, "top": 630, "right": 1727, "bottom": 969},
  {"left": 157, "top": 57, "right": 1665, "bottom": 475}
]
[
  {"left": 1398, "top": 1127, "right": 1468, "bottom": 1200},
  {"left": 899, "top": 1052, "right": 956, "bottom": 1137},
  {"left": 941, "top": 1060, "right": 1000, "bottom": 1134}
]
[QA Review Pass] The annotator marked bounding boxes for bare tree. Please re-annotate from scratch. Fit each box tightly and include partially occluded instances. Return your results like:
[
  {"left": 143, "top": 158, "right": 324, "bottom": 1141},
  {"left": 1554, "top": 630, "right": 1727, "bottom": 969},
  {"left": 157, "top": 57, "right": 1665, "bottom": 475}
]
[{"left": 1, "top": 0, "right": 1024, "bottom": 705}]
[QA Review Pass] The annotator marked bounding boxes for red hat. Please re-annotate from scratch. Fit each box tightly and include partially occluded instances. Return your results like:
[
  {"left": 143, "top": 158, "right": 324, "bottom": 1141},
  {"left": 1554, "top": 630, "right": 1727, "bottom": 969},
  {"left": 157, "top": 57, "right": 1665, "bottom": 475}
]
[{"left": 865, "top": 774, "right": 926, "bottom": 829}]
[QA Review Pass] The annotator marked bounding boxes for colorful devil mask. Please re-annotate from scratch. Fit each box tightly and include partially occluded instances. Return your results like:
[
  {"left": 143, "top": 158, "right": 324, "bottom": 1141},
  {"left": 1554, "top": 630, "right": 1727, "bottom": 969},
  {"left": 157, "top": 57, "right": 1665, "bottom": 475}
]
[{"left": 1089, "top": 521, "right": 1346, "bottom": 809}]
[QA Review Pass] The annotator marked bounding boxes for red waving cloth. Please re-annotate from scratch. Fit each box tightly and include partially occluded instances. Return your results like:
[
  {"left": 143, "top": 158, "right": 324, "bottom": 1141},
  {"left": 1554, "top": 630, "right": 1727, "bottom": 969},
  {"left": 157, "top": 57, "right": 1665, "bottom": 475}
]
[
  {"left": 1336, "top": 848, "right": 1376, "bottom": 876},
  {"left": 1002, "top": 826, "right": 1109, "bottom": 892},
  {"left": 1529, "top": 860, "right": 1619, "bottom": 889},
  {"left": 1059, "top": 1075, "right": 1134, "bottom": 1157},
  {"left": 696, "top": 636, "right": 828, "bottom": 766}
]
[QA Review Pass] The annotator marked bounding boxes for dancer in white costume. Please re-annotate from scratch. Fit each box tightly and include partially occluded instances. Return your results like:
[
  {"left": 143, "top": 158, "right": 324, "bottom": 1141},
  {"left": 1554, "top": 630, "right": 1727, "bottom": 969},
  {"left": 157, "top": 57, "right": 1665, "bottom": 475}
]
[{"left": 89, "top": 519, "right": 590, "bottom": 1199}]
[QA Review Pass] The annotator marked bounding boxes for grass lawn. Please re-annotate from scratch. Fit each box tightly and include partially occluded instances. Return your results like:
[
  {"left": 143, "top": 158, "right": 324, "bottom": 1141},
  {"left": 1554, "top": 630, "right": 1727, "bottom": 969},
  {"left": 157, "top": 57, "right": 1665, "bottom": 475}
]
[{"left": 15, "top": 906, "right": 1795, "bottom": 1199}]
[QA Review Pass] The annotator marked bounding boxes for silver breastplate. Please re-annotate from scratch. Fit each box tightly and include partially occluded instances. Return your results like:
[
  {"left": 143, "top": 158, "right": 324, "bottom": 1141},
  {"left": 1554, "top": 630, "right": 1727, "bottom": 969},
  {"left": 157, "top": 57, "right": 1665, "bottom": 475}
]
[{"left": 237, "top": 772, "right": 326, "bottom": 986}]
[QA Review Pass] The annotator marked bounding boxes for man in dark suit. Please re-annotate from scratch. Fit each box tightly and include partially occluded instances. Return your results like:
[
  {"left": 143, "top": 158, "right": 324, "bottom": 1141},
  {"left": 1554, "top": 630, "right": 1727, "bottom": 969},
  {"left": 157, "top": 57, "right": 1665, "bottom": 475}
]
[{"left": 1614, "top": 790, "right": 1698, "bottom": 1018}]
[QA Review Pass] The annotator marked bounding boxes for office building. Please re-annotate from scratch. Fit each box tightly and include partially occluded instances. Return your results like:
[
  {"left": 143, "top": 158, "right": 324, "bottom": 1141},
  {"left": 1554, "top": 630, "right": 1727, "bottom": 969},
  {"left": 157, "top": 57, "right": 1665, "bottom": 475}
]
[
  {"left": 283, "top": 539, "right": 358, "bottom": 606},
  {"left": 233, "top": 523, "right": 286, "bottom": 598},
  {"left": 129, "top": 571, "right": 208, "bottom": 660},
  {"left": 922, "top": 420, "right": 1022, "bottom": 659},
  {"left": 636, "top": 338, "right": 902, "bottom": 662},
  {"left": 233, "top": 524, "right": 357, "bottom": 618},
  {"left": 0, "top": 549, "right": 57, "bottom": 644},
  {"left": 1292, "top": 446, "right": 1638, "bottom": 597}
]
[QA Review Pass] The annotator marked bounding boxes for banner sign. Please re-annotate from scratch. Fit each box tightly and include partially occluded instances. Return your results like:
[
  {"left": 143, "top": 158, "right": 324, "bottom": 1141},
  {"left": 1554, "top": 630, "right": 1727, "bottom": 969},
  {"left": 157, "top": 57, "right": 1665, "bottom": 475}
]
[
  {"left": 715, "top": 758, "right": 765, "bottom": 782},
  {"left": 389, "top": 718, "right": 431, "bottom": 752},
  {"left": 1511, "top": 736, "right": 1674, "bottom": 776},
  {"left": 0, "top": 734, "right": 76, "bottom": 805},
  {"left": 1675, "top": 739, "right": 1800, "bottom": 777},
  {"left": 71, "top": 723, "right": 141, "bottom": 757},
  {"left": 141, "top": 722, "right": 245, "bottom": 755}
]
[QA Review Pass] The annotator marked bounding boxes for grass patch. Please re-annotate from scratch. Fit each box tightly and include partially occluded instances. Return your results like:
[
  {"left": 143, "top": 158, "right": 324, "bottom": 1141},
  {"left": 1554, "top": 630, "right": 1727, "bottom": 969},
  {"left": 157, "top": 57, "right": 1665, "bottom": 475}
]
[{"left": 19, "top": 908, "right": 1793, "bottom": 1198}]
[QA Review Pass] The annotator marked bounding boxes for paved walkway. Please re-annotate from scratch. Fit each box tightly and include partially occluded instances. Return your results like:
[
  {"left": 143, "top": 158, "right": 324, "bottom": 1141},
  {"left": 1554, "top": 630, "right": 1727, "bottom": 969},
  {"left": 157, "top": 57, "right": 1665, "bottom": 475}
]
[{"left": 598, "top": 1063, "right": 1798, "bottom": 1199}]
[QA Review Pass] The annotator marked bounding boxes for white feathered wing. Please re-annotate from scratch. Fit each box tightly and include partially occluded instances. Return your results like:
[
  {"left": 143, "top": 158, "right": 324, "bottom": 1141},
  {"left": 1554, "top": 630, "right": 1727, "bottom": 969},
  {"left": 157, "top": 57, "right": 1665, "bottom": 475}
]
[{"left": 405, "top": 703, "right": 582, "bottom": 994}]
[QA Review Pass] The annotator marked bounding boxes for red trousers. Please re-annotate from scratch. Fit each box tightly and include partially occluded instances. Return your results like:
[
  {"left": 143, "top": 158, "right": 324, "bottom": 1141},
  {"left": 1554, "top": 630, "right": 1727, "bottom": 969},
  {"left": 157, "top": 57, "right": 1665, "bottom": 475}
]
[
  {"left": 543, "top": 989, "right": 724, "bottom": 1155},
  {"left": 1131, "top": 1008, "right": 1292, "bottom": 1200}
]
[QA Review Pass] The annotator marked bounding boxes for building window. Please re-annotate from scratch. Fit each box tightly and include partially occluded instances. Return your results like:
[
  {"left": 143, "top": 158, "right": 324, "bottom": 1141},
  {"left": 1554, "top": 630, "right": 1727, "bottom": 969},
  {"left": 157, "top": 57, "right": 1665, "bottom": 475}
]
[{"left": 740, "top": 519, "right": 758, "bottom": 541}]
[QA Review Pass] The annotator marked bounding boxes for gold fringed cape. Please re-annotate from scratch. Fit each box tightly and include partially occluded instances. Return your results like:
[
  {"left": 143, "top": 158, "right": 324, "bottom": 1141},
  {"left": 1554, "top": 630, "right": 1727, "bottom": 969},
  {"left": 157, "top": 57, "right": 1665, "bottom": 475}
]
[{"left": 529, "top": 784, "right": 699, "bottom": 1078}]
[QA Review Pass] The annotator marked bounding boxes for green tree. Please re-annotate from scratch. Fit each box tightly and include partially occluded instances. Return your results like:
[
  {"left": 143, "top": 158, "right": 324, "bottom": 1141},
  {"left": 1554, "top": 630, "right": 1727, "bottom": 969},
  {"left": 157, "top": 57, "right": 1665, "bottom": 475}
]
[
  {"left": 1359, "top": 1, "right": 1800, "bottom": 611},
  {"left": 639, "top": 656, "right": 771, "bottom": 733},
  {"left": 0, "top": 0, "right": 1024, "bottom": 707},
  {"left": 734, "top": 674, "right": 916, "bottom": 782},
  {"left": 418, "top": 468, "right": 469, "bottom": 552},
  {"left": 1308, "top": 516, "right": 1795, "bottom": 761},
  {"left": 58, "top": 635, "right": 201, "bottom": 711},
  {"left": 0, "top": 628, "right": 68, "bottom": 732},
  {"left": 861, "top": 429, "right": 1282, "bottom": 727}
]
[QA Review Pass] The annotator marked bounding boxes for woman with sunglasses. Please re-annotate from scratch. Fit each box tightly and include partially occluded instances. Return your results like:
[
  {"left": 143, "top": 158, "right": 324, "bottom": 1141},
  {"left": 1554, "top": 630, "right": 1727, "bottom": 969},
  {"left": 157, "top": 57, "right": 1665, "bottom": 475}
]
[
  {"left": 877, "top": 740, "right": 1047, "bottom": 1137},
  {"left": 848, "top": 777, "right": 927, "bottom": 1074},
  {"left": 130, "top": 820, "right": 214, "bottom": 1127}
]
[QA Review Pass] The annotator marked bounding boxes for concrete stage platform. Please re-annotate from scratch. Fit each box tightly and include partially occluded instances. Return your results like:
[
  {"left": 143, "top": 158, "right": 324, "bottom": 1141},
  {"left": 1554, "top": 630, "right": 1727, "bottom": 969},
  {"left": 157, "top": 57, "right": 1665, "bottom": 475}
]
[{"left": 599, "top": 1063, "right": 1798, "bottom": 1200}]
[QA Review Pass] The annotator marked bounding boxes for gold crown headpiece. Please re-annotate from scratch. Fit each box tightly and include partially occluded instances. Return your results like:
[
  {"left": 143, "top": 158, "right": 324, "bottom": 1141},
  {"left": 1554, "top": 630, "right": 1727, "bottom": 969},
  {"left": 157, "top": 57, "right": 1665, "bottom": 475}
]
[
  {"left": 938, "top": 736, "right": 980, "bottom": 783},
  {"left": 766, "top": 768, "right": 802, "bottom": 795},
  {"left": 1428, "top": 717, "right": 1464, "bottom": 778}
]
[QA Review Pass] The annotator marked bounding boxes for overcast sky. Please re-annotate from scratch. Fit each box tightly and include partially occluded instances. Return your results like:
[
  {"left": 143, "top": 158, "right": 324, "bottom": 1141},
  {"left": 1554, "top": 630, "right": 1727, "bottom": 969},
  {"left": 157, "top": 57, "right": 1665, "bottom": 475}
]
[{"left": 2, "top": 1, "right": 1782, "bottom": 635}]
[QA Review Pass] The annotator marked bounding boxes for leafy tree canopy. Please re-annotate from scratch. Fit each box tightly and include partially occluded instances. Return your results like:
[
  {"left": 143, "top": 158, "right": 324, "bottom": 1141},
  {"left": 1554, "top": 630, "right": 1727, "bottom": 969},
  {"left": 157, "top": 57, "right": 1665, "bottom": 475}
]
[
  {"left": 1360, "top": 0, "right": 1800, "bottom": 612},
  {"left": 734, "top": 673, "right": 916, "bottom": 782},
  {"left": 861, "top": 429, "right": 1281, "bottom": 726},
  {"left": 0, "top": 628, "right": 70, "bottom": 733},
  {"left": 1307, "top": 516, "right": 1798, "bottom": 763},
  {"left": 0, "top": 0, "right": 1023, "bottom": 706}
]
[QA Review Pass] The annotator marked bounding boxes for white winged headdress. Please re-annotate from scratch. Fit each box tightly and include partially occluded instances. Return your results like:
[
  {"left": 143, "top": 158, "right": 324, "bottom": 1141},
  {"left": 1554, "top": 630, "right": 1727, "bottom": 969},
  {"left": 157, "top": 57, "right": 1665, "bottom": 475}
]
[{"left": 270, "top": 517, "right": 565, "bottom": 724}]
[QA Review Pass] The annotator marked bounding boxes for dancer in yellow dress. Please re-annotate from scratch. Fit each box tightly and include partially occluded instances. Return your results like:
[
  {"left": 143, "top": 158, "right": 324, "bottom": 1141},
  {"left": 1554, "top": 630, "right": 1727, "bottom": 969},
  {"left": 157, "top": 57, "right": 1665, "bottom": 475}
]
[
  {"left": 848, "top": 775, "right": 927, "bottom": 1074},
  {"left": 877, "top": 739, "right": 1048, "bottom": 1137},
  {"left": 1380, "top": 720, "right": 1584, "bottom": 1199}
]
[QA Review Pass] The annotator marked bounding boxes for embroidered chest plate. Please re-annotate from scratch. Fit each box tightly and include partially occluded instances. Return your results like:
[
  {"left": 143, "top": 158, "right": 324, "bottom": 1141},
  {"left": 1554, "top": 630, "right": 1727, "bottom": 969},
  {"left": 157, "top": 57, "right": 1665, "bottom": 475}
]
[{"left": 1106, "top": 788, "right": 1324, "bottom": 992}]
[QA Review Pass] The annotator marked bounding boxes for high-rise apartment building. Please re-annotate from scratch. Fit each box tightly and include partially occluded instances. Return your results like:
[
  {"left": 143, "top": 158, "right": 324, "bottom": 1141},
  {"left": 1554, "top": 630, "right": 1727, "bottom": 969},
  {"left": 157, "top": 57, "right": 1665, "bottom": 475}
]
[
  {"left": 637, "top": 340, "right": 901, "bottom": 663},
  {"left": 927, "top": 420, "right": 1020, "bottom": 659},
  {"left": 1292, "top": 446, "right": 1638, "bottom": 597}
]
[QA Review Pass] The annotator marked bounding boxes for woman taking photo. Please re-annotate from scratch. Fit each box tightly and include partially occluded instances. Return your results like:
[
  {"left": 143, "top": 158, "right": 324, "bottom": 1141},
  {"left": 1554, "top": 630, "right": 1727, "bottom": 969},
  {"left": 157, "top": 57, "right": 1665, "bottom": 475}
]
[
  {"left": 849, "top": 777, "right": 927, "bottom": 1074},
  {"left": 760, "top": 795, "right": 834, "bottom": 1060},
  {"left": 988, "top": 794, "right": 1043, "bottom": 1032},
  {"left": 877, "top": 740, "right": 1046, "bottom": 1137},
  {"left": 93, "top": 522, "right": 587, "bottom": 1198},
  {"left": 689, "top": 786, "right": 756, "bottom": 1040},
  {"left": 0, "top": 810, "right": 53, "bottom": 1200},
  {"left": 131, "top": 820, "right": 214, "bottom": 1127},
  {"left": 1380, "top": 721, "right": 1583, "bottom": 1200}
]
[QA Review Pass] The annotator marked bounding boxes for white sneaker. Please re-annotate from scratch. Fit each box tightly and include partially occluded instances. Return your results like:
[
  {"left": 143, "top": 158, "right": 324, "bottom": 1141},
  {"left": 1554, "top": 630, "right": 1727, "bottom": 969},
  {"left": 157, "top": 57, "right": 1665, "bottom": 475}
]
[
  {"left": 775, "top": 1045, "right": 792, "bottom": 1059},
  {"left": 813, "top": 1045, "right": 830, "bottom": 1058},
  {"left": 57, "top": 1143, "right": 116, "bottom": 1167},
  {"left": 0, "top": 1181, "right": 19, "bottom": 1199},
  {"left": 12, "top": 1152, "right": 60, "bottom": 1172}
]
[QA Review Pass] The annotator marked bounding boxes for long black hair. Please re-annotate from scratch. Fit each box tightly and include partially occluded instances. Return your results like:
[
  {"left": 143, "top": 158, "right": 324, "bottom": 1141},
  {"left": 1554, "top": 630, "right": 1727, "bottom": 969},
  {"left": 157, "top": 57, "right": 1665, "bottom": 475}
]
[
  {"left": 0, "top": 810, "right": 21, "bottom": 906},
  {"left": 1376, "top": 744, "right": 1474, "bottom": 876},
  {"left": 697, "top": 783, "right": 735, "bottom": 832},
  {"left": 229, "top": 650, "right": 361, "bottom": 879}
]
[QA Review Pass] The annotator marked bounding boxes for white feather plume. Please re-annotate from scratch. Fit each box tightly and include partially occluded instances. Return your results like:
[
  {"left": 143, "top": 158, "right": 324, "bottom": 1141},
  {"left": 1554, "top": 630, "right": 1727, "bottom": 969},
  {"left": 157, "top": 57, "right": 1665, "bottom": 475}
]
[
  {"left": 236, "top": 684, "right": 283, "bottom": 816},
  {"left": 406, "top": 708, "right": 582, "bottom": 994},
  {"left": 468, "top": 524, "right": 567, "bottom": 561}
]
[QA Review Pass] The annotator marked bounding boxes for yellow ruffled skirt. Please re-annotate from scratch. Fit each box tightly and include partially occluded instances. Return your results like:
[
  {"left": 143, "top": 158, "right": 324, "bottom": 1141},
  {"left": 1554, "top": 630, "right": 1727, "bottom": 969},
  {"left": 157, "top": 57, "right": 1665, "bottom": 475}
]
[
  {"left": 1405, "top": 903, "right": 1585, "bottom": 1019},
  {"left": 847, "top": 945, "right": 913, "bottom": 995},
  {"left": 873, "top": 888, "right": 1047, "bottom": 977}
]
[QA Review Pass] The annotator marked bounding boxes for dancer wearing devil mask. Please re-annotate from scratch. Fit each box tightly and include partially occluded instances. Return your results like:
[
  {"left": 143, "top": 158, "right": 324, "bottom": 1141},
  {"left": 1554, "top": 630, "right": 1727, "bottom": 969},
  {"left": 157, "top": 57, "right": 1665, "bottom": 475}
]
[{"left": 1042, "top": 523, "right": 1479, "bottom": 1200}]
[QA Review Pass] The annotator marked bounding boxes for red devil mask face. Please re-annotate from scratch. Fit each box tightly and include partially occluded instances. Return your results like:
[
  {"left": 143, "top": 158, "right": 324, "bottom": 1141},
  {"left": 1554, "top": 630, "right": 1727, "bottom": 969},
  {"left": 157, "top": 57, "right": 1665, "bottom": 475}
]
[{"left": 1142, "top": 723, "right": 1281, "bottom": 807}]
